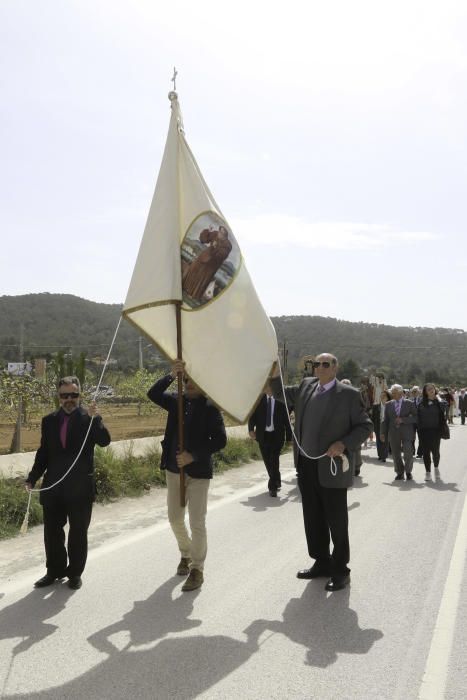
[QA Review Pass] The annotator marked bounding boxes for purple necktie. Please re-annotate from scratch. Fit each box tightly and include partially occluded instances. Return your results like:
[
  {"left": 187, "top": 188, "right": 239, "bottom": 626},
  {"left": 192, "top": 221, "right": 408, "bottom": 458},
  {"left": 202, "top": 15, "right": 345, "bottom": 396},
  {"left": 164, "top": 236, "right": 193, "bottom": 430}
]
[
  {"left": 317, "top": 385, "right": 326, "bottom": 394},
  {"left": 60, "top": 414, "right": 70, "bottom": 449},
  {"left": 395, "top": 401, "right": 401, "bottom": 416}
]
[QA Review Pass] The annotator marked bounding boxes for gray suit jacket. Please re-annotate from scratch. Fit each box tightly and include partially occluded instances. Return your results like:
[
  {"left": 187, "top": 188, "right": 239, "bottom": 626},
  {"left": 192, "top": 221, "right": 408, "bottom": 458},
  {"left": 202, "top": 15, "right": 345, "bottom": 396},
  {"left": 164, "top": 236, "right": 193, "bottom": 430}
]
[
  {"left": 381, "top": 399, "right": 417, "bottom": 442},
  {"left": 270, "top": 376, "right": 373, "bottom": 488}
]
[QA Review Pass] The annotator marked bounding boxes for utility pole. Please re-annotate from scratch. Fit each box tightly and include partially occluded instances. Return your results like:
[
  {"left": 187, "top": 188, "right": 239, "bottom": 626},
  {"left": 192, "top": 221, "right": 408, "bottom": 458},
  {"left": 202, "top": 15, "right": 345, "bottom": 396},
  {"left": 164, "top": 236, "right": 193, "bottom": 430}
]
[
  {"left": 138, "top": 337, "right": 143, "bottom": 370},
  {"left": 282, "top": 340, "right": 288, "bottom": 383},
  {"left": 12, "top": 324, "right": 24, "bottom": 453}
]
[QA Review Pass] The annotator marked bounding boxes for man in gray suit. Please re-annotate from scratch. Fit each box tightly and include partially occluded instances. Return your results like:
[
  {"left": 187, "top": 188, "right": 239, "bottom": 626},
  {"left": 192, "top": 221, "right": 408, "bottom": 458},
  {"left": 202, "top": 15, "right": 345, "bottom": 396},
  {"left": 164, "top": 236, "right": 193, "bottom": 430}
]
[
  {"left": 381, "top": 383, "right": 417, "bottom": 480},
  {"left": 270, "top": 353, "right": 372, "bottom": 592}
]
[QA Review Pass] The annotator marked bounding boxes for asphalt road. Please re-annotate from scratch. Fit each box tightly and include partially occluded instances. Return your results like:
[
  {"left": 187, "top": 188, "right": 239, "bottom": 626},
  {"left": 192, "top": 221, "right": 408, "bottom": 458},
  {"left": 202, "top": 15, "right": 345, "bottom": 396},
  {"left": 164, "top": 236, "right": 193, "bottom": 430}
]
[{"left": 1, "top": 427, "right": 466, "bottom": 699}]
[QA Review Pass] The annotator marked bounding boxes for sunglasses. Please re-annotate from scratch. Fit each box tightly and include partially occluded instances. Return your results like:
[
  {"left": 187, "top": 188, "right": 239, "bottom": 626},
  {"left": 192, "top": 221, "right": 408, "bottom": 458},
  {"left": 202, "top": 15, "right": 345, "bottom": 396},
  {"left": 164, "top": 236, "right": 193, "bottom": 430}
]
[
  {"left": 312, "top": 361, "right": 332, "bottom": 369},
  {"left": 59, "top": 392, "right": 80, "bottom": 399}
]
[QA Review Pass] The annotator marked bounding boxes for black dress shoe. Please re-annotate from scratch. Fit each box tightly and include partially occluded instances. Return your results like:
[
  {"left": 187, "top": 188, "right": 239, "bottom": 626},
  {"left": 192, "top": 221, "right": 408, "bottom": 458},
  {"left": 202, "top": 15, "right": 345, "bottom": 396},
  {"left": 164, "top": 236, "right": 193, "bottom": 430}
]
[
  {"left": 68, "top": 576, "right": 82, "bottom": 590},
  {"left": 34, "top": 574, "right": 57, "bottom": 588},
  {"left": 269, "top": 489, "right": 277, "bottom": 497},
  {"left": 325, "top": 574, "right": 350, "bottom": 591},
  {"left": 406, "top": 473, "right": 413, "bottom": 480},
  {"left": 395, "top": 474, "right": 404, "bottom": 480},
  {"left": 297, "top": 561, "right": 332, "bottom": 579}
]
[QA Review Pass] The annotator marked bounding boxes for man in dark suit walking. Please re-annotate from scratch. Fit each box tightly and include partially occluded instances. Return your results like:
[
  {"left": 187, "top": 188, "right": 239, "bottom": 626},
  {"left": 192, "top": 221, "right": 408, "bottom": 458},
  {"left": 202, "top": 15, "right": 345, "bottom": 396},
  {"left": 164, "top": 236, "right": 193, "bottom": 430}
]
[
  {"left": 248, "top": 382, "right": 292, "bottom": 496},
  {"left": 25, "top": 376, "right": 111, "bottom": 590},
  {"left": 271, "top": 353, "right": 372, "bottom": 591}
]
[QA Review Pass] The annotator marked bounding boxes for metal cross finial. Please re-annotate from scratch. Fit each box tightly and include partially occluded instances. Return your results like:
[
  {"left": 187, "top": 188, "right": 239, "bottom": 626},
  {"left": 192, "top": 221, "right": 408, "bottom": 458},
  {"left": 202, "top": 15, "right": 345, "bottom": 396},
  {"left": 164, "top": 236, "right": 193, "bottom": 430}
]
[{"left": 171, "top": 67, "right": 178, "bottom": 92}]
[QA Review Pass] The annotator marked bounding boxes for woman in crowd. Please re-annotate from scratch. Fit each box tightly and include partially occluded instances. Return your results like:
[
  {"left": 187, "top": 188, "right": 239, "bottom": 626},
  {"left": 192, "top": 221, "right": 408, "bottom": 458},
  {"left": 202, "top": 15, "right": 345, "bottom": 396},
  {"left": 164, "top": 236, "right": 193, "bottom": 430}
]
[{"left": 417, "top": 383, "right": 446, "bottom": 481}]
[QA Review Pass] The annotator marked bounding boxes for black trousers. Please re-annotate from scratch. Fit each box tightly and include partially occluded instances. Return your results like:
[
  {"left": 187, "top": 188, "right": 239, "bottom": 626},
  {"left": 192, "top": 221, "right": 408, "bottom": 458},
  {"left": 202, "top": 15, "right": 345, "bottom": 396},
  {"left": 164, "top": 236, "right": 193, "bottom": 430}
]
[
  {"left": 297, "top": 456, "right": 350, "bottom": 575},
  {"left": 418, "top": 429, "right": 441, "bottom": 471},
  {"left": 43, "top": 500, "right": 93, "bottom": 577},
  {"left": 461, "top": 409, "right": 466, "bottom": 425},
  {"left": 372, "top": 406, "right": 388, "bottom": 460},
  {"left": 259, "top": 432, "right": 282, "bottom": 490}
]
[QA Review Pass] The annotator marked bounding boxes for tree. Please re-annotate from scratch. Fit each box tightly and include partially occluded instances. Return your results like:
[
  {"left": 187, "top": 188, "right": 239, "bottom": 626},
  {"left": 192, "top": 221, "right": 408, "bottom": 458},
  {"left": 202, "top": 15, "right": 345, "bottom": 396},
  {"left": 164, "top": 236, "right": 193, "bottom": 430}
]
[
  {"left": 338, "top": 358, "right": 361, "bottom": 385},
  {"left": 119, "top": 369, "right": 162, "bottom": 415}
]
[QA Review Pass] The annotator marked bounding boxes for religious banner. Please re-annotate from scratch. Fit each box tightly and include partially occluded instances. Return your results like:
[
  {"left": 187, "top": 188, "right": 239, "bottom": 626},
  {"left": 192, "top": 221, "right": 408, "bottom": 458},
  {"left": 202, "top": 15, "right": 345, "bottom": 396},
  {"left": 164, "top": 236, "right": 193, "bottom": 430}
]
[{"left": 123, "top": 91, "right": 277, "bottom": 422}]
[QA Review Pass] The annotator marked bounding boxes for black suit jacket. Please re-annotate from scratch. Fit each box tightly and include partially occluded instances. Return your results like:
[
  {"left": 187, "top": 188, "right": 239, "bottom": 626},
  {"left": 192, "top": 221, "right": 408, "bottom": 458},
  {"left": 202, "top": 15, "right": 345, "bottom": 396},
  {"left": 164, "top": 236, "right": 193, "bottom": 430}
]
[
  {"left": 248, "top": 395, "right": 292, "bottom": 448},
  {"left": 26, "top": 407, "right": 111, "bottom": 505},
  {"left": 147, "top": 374, "right": 227, "bottom": 479}
]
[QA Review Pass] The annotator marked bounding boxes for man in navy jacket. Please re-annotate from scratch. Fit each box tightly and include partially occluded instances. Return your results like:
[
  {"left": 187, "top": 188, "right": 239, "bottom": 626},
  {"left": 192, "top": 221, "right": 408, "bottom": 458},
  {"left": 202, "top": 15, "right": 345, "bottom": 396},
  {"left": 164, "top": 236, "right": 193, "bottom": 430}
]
[{"left": 148, "top": 360, "right": 226, "bottom": 591}]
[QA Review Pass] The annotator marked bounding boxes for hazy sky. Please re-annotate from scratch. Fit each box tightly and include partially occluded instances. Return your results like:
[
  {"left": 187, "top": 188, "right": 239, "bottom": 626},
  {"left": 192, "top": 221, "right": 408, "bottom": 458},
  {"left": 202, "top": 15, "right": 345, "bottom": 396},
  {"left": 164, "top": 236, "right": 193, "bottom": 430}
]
[{"left": 1, "top": 0, "right": 467, "bottom": 329}]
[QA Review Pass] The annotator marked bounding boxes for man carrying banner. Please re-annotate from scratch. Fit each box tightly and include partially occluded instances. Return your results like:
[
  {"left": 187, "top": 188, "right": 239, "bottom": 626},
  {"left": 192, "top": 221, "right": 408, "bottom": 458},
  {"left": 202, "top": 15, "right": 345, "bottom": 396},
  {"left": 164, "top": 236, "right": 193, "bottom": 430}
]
[
  {"left": 270, "top": 354, "right": 372, "bottom": 591},
  {"left": 148, "top": 360, "right": 227, "bottom": 591}
]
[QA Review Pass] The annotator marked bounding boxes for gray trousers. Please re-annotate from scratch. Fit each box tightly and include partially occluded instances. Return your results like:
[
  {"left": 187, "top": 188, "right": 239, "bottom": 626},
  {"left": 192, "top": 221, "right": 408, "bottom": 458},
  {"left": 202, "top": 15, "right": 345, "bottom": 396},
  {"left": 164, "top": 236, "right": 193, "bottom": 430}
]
[{"left": 389, "top": 433, "right": 414, "bottom": 475}]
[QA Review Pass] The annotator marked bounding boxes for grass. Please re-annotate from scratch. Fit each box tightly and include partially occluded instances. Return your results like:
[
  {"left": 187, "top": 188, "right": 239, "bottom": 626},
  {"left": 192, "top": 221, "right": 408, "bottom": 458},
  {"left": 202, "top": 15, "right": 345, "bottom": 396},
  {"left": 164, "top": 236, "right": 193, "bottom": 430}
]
[{"left": 0, "top": 437, "right": 265, "bottom": 539}]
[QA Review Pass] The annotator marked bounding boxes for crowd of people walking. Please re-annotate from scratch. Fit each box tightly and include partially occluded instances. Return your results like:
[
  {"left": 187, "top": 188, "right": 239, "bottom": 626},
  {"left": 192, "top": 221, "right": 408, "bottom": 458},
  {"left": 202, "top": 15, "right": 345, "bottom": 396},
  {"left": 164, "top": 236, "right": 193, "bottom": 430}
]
[{"left": 356, "top": 375, "right": 460, "bottom": 482}]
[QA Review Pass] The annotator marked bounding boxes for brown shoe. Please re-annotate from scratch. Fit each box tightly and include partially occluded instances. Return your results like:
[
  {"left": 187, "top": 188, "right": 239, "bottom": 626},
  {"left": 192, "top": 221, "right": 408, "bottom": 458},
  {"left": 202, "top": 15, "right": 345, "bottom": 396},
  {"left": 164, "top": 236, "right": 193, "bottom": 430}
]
[
  {"left": 176, "top": 557, "right": 192, "bottom": 576},
  {"left": 182, "top": 568, "right": 204, "bottom": 592}
]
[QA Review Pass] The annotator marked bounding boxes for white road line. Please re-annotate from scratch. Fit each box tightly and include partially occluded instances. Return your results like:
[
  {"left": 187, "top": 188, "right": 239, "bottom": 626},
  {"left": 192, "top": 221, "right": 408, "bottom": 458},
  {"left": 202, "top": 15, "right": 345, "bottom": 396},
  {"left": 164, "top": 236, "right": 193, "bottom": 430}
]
[{"left": 418, "top": 491, "right": 467, "bottom": 699}]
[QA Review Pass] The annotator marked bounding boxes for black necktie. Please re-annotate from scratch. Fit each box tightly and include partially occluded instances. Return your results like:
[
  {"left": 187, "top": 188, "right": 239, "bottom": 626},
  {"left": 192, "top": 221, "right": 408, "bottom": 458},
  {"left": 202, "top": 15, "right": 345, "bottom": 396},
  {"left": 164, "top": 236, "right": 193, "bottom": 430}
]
[{"left": 266, "top": 397, "right": 272, "bottom": 427}]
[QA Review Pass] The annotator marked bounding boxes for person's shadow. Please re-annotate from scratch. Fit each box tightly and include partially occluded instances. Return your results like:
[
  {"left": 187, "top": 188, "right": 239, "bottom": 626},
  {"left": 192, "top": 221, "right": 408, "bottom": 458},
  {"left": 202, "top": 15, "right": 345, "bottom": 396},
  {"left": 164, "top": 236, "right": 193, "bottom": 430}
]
[
  {"left": 244, "top": 583, "right": 383, "bottom": 668},
  {"left": 239, "top": 492, "right": 290, "bottom": 512},
  {"left": 0, "top": 583, "right": 74, "bottom": 697},
  {"left": 424, "top": 479, "right": 460, "bottom": 492},
  {"left": 0, "top": 584, "right": 73, "bottom": 656},
  {"left": 88, "top": 577, "right": 202, "bottom": 654}
]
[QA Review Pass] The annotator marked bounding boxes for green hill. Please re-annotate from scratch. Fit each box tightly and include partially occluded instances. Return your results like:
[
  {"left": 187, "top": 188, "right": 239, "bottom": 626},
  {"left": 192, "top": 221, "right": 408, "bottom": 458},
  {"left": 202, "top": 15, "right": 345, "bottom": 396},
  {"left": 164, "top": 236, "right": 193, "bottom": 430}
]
[{"left": 1, "top": 294, "right": 466, "bottom": 384}]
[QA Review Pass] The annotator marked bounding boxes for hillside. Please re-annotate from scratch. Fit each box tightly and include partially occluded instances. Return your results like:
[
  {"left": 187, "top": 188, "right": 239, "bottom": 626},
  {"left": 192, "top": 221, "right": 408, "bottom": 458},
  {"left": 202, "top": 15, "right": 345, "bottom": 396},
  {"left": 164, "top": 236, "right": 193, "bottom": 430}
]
[{"left": 1, "top": 294, "right": 466, "bottom": 383}]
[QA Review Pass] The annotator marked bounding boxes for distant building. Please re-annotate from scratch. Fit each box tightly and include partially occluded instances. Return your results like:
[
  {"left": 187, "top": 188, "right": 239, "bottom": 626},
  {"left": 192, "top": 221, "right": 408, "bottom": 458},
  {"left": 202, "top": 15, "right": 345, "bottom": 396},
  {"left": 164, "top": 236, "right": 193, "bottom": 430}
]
[{"left": 7, "top": 362, "right": 32, "bottom": 375}]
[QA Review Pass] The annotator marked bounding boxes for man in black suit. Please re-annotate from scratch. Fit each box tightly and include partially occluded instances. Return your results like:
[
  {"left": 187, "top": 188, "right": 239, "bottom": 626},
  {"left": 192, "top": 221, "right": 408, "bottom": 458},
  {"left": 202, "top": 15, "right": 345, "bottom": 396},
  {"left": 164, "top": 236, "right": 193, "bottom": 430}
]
[
  {"left": 271, "top": 353, "right": 372, "bottom": 591},
  {"left": 147, "top": 360, "right": 226, "bottom": 592},
  {"left": 25, "top": 376, "right": 111, "bottom": 590},
  {"left": 248, "top": 382, "right": 292, "bottom": 497}
]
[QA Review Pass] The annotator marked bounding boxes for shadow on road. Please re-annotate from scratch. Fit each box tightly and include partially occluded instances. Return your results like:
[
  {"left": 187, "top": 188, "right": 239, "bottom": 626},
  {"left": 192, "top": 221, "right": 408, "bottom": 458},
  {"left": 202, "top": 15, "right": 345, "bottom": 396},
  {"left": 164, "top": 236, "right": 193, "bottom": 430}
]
[
  {"left": 244, "top": 583, "right": 383, "bottom": 668},
  {"left": 2, "top": 577, "right": 260, "bottom": 699},
  {"left": 239, "top": 492, "right": 290, "bottom": 511},
  {"left": 0, "top": 584, "right": 74, "bottom": 656}
]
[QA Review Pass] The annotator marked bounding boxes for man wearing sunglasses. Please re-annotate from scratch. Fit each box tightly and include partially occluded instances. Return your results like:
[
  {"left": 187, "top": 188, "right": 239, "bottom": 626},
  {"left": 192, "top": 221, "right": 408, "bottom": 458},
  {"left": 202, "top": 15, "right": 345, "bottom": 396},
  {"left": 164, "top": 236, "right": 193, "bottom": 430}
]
[
  {"left": 271, "top": 353, "right": 372, "bottom": 591},
  {"left": 25, "top": 376, "right": 111, "bottom": 590}
]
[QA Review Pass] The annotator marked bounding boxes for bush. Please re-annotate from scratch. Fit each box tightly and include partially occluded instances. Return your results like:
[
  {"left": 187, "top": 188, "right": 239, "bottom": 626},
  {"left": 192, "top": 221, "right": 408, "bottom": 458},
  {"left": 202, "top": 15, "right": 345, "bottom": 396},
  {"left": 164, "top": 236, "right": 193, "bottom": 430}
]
[
  {"left": 94, "top": 445, "right": 164, "bottom": 503},
  {"left": 0, "top": 438, "right": 265, "bottom": 538},
  {"left": 213, "top": 437, "right": 262, "bottom": 473},
  {"left": 0, "top": 477, "right": 43, "bottom": 539}
]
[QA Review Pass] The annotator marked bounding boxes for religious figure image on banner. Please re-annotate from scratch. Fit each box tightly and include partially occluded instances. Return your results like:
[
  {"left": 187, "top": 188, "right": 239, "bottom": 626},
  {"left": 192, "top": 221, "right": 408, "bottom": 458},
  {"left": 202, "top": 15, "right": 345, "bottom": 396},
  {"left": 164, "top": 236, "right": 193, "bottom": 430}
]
[{"left": 181, "top": 212, "right": 241, "bottom": 309}]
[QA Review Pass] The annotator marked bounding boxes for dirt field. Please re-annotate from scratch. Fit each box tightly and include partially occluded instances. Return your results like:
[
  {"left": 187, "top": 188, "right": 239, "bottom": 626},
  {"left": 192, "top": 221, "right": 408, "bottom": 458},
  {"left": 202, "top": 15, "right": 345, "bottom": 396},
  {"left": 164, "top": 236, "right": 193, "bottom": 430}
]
[
  {"left": 0, "top": 404, "right": 168, "bottom": 454},
  {"left": 0, "top": 402, "right": 239, "bottom": 454}
]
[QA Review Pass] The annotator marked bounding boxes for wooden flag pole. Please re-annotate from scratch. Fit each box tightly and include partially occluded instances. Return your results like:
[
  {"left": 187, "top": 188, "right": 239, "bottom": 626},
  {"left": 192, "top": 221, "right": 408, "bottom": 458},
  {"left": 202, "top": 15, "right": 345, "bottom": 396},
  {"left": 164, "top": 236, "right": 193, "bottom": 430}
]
[{"left": 175, "top": 301, "right": 186, "bottom": 507}]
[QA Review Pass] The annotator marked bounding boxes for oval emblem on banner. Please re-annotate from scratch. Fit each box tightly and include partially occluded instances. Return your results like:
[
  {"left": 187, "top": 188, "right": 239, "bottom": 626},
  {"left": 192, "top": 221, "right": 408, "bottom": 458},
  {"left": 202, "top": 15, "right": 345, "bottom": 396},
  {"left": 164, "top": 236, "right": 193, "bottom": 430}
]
[{"left": 181, "top": 212, "right": 241, "bottom": 310}]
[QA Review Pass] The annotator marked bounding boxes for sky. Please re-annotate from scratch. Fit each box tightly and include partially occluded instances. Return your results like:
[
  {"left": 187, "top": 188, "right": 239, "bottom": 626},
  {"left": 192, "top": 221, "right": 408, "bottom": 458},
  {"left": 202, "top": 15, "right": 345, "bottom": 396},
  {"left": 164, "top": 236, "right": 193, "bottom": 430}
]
[{"left": 1, "top": 0, "right": 467, "bottom": 329}]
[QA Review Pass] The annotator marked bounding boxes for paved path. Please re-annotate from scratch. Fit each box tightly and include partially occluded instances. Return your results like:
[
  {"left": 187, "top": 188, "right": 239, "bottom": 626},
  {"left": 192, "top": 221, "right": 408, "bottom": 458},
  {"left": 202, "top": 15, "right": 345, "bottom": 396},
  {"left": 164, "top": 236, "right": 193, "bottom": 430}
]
[
  {"left": 0, "top": 426, "right": 249, "bottom": 478},
  {"left": 0, "top": 427, "right": 466, "bottom": 699}
]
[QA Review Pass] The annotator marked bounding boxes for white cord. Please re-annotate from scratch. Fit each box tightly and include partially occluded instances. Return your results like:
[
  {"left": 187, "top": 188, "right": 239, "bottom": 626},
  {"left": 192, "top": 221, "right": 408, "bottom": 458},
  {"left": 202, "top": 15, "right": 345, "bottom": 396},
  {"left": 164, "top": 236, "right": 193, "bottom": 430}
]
[
  {"left": 29, "top": 316, "right": 123, "bottom": 495},
  {"left": 276, "top": 356, "right": 342, "bottom": 476}
]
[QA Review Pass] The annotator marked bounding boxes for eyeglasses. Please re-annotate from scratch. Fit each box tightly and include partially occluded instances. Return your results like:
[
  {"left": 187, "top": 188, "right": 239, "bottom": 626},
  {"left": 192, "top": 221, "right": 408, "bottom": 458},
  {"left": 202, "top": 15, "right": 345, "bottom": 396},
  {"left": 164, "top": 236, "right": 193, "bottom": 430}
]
[
  {"left": 59, "top": 392, "right": 80, "bottom": 399},
  {"left": 312, "top": 361, "right": 332, "bottom": 369}
]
